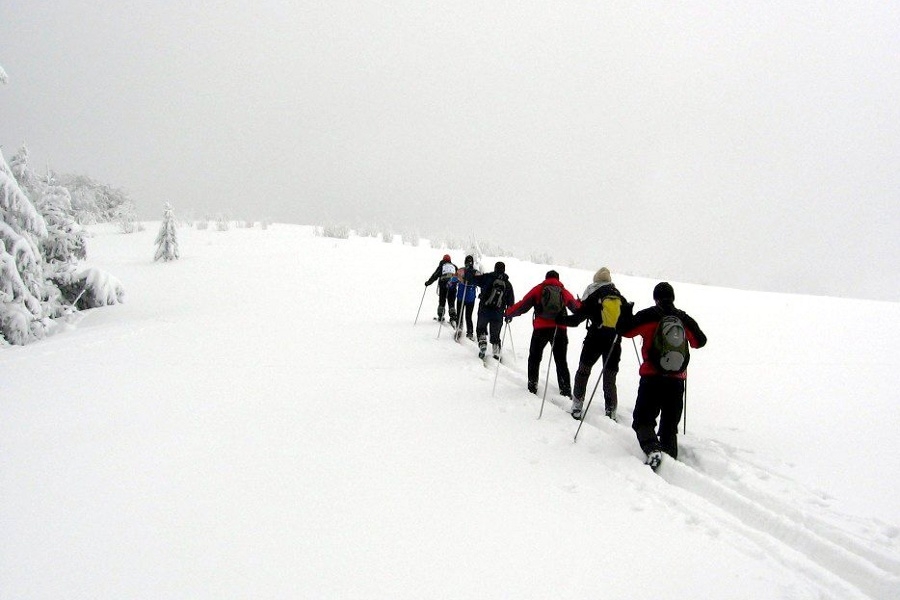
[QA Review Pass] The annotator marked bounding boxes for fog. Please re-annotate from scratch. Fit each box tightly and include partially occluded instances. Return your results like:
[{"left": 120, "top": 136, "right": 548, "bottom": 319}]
[{"left": 2, "top": 2, "right": 898, "bottom": 300}]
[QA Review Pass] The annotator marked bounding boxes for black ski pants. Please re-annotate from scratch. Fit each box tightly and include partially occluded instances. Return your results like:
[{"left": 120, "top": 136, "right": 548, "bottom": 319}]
[
  {"left": 436, "top": 281, "right": 452, "bottom": 318},
  {"left": 572, "top": 328, "right": 621, "bottom": 410},
  {"left": 632, "top": 376, "right": 685, "bottom": 459},
  {"left": 527, "top": 327, "right": 571, "bottom": 395},
  {"left": 455, "top": 298, "right": 475, "bottom": 335},
  {"left": 476, "top": 310, "right": 503, "bottom": 347}
]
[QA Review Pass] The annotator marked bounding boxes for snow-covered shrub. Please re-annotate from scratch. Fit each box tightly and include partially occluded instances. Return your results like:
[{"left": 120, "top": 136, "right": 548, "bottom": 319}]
[
  {"left": 115, "top": 202, "right": 138, "bottom": 233},
  {"left": 319, "top": 224, "right": 350, "bottom": 239},
  {"left": 215, "top": 215, "right": 230, "bottom": 231},
  {"left": 401, "top": 230, "right": 420, "bottom": 246},
  {"left": 196, "top": 220, "right": 209, "bottom": 230},
  {"left": 381, "top": 229, "right": 394, "bottom": 243},
  {"left": 73, "top": 267, "right": 125, "bottom": 309}
]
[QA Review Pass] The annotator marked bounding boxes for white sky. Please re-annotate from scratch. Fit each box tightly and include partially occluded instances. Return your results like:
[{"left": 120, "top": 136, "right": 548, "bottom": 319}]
[{"left": 2, "top": 2, "right": 899, "bottom": 300}]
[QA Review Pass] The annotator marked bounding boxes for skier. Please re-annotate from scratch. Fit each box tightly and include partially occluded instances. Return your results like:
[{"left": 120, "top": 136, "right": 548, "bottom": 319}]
[
  {"left": 564, "top": 267, "right": 631, "bottom": 421},
  {"left": 620, "top": 282, "right": 707, "bottom": 469},
  {"left": 452, "top": 255, "right": 479, "bottom": 340},
  {"left": 474, "top": 261, "right": 515, "bottom": 359},
  {"left": 424, "top": 254, "right": 457, "bottom": 322},
  {"left": 505, "top": 270, "right": 580, "bottom": 396}
]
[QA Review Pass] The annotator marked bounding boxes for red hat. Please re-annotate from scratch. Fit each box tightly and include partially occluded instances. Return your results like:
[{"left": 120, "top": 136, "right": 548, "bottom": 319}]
[{"left": 442, "top": 254, "right": 451, "bottom": 261}]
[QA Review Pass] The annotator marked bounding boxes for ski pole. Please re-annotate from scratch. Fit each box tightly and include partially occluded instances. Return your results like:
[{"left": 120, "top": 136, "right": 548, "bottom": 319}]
[
  {"left": 454, "top": 282, "right": 469, "bottom": 341},
  {"left": 683, "top": 380, "right": 688, "bottom": 435},
  {"left": 436, "top": 286, "right": 445, "bottom": 339},
  {"left": 574, "top": 335, "right": 620, "bottom": 442},
  {"left": 538, "top": 326, "right": 558, "bottom": 419},
  {"left": 505, "top": 318, "right": 517, "bottom": 361},
  {"left": 492, "top": 321, "right": 509, "bottom": 397},
  {"left": 631, "top": 337, "right": 641, "bottom": 363},
  {"left": 414, "top": 286, "right": 427, "bottom": 325}
]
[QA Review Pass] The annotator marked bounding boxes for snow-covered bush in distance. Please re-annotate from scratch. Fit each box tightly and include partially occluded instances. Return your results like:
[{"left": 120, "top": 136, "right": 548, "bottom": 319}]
[
  {"left": 215, "top": 215, "right": 230, "bottom": 231},
  {"left": 318, "top": 224, "right": 350, "bottom": 239},
  {"left": 115, "top": 202, "right": 138, "bottom": 233},
  {"left": 401, "top": 230, "right": 421, "bottom": 247},
  {"left": 196, "top": 220, "right": 209, "bottom": 230},
  {"left": 380, "top": 229, "right": 394, "bottom": 243},
  {"left": 529, "top": 251, "right": 554, "bottom": 266},
  {"left": 355, "top": 222, "right": 380, "bottom": 238}
]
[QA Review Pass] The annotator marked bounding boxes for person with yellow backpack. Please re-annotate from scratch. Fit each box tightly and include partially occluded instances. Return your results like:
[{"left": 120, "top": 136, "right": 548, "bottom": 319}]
[{"left": 564, "top": 267, "right": 632, "bottom": 421}]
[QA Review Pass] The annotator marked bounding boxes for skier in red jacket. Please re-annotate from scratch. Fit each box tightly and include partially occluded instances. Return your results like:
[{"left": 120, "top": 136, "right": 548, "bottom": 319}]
[
  {"left": 620, "top": 282, "right": 707, "bottom": 469},
  {"left": 505, "top": 270, "right": 580, "bottom": 396}
]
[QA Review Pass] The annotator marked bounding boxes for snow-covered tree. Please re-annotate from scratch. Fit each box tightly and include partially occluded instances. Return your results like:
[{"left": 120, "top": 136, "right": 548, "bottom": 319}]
[
  {"left": 54, "top": 174, "right": 131, "bottom": 224},
  {"left": 154, "top": 203, "right": 179, "bottom": 262},
  {"left": 9, "top": 144, "right": 43, "bottom": 202},
  {"left": 37, "top": 183, "right": 87, "bottom": 265},
  {"left": 114, "top": 201, "right": 138, "bottom": 233},
  {"left": 0, "top": 151, "right": 50, "bottom": 344}
]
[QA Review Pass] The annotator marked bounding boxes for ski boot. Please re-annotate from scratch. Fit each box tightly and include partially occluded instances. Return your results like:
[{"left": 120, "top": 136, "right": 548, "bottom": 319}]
[
  {"left": 571, "top": 397, "right": 584, "bottom": 420},
  {"left": 645, "top": 450, "right": 663, "bottom": 471}
]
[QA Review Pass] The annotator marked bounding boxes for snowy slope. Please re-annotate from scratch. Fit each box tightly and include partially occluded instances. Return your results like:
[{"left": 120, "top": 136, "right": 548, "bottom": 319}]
[{"left": 1, "top": 224, "right": 898, "bottom": 600}]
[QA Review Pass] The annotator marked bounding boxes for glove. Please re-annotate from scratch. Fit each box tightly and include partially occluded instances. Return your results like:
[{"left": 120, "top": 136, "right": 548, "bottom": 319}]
[
  {"left": 504, "top": 316, "right": 512, "bottom": 323},
  {"left": 424, "top": 281, "right": 429, "bottom": 286}
]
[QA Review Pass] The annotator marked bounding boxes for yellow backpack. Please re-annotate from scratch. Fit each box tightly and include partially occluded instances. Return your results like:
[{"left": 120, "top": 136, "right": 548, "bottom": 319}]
[{"left": 600, "top": 295, "right": 622, "bottom": 328}]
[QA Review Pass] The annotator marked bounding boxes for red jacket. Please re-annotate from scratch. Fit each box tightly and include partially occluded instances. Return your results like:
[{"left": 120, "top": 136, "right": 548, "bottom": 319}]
[{"left": 505, "top": 278, "right": 581, "bottom": 329}]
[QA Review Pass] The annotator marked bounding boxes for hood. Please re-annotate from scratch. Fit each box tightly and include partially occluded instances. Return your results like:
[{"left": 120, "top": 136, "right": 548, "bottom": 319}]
[{"left": 582, "top": 281, "right": 612, "bottom": 299}]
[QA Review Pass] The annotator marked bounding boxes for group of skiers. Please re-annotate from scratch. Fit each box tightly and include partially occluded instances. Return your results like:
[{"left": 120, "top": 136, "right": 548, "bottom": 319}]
[{"left": 424, "top": 254, "right": 707, "bottom": 470}]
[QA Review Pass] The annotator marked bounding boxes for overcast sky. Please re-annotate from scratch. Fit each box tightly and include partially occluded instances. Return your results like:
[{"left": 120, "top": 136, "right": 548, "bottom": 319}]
[{"left": 2, "top": 2, "right": 898, "bottom": 300}]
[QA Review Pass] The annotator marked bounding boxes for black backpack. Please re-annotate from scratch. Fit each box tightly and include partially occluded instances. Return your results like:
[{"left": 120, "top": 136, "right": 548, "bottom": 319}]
[
  {"left": 482, "top": 275, "right": 509, "bottom": 310},
  {"left": 649, "top": 314, "right": 690, "bottom": 373}
]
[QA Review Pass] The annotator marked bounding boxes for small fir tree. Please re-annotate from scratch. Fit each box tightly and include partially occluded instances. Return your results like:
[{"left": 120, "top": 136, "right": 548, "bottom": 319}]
[{"left": 154, "top": 203, "right": 179, "bottom": 262}]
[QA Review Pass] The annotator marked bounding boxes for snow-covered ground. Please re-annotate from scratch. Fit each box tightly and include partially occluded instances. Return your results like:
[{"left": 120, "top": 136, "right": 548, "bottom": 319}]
[{"left": 2, "top": 224, "right": 898, "bottom": 599}]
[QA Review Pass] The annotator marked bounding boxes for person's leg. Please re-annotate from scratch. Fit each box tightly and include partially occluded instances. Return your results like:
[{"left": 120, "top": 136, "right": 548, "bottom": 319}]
[
  {"left": 552, "top": 329, "right": 571, "bottom": 397},
  {"left": 603, "top": 340, "right": 622, "bottom": 415},
  {"left": 657, "top": 378, "right": 686, "bottom": 459},
  {"left": 464, "top": 302, "right": 474, "bottom": 336},
  {"left": 602, "top": 369, "right": 618, "bottom": 418},
  {"left": 475, "top": 311, "right": 489, "bottom": 357},
  {"left": 437, "top": 283, "right": 448, "bottom": 319},
  {"left": 632, "top": 377, "right": 664, "bottom": 455},
  {"left": 527, "top": 329, "right": 551, "bottom": 393},
  {"left": 573, "top": 333, "right": 603, "bottom": 403}
]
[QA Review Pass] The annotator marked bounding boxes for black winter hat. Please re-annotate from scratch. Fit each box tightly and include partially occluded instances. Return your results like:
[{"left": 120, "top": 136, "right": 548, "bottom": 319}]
[
  {"left": 465, "top": 255, "right": 474, "bottom": 265},
  {"left": 494, "top": 261, "right": 505, "bottom": 274},
  {"left": 653, "top": 282, "right": 675, "bottom": 302},
  {"left": 546, "top": 270, "right": 559, "bottom": 280}
]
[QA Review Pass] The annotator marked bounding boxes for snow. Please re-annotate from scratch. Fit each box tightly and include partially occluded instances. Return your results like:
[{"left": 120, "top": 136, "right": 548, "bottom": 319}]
[{"left": 1, "top": 223, "right": 898, "bottom": 599}]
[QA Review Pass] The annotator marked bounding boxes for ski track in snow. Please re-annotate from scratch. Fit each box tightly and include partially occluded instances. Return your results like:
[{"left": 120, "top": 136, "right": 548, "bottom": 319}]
[{"left": 424, "top": 322, "right": 900, "bottom": 600}]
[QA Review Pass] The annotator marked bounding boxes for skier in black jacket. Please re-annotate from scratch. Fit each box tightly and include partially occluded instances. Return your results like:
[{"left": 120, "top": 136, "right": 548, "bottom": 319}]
[
  {"left": 474, "top": 261, "right": 515, "bottom": 360},
  {"left": 424, "top": 254, "right": 457, "bottom": 322},
  {"left": 564, "top": 267, "right": 631, "bottom": 421}
]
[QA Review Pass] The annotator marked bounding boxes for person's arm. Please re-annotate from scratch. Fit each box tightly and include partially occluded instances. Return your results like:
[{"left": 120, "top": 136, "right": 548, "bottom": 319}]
[{"left": 681, "top": 311, "right": 707, "bottom": 349}]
